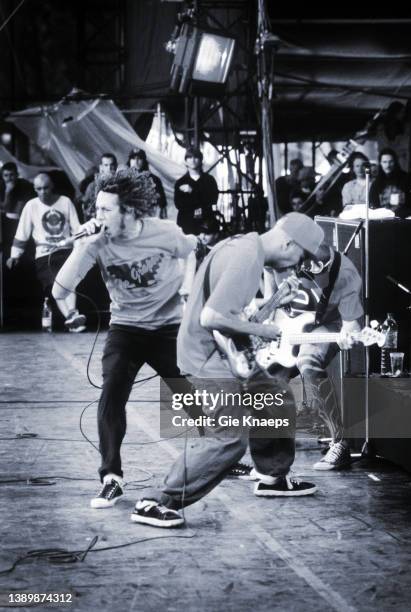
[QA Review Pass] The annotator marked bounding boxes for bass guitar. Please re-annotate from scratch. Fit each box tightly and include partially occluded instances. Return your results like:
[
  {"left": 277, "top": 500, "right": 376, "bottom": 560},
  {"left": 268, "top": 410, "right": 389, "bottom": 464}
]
[{"left": 213, "top": 308, "right": 385, "bottom": 380}]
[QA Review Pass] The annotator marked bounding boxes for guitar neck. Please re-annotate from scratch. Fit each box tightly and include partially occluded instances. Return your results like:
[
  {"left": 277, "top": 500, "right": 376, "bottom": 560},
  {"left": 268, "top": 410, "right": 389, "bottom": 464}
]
[
  {"left": 286, "top": 333, "right": 343, "bottom": 345},
  {"left": 251, "top": 284, "right": 289, "bottom": 324}
]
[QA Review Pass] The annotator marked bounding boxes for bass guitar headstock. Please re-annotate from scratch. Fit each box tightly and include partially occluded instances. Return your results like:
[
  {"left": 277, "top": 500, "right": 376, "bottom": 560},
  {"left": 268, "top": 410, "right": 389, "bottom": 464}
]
[{"left": 359, "top": 322, "right": 387, "bottom": 348}]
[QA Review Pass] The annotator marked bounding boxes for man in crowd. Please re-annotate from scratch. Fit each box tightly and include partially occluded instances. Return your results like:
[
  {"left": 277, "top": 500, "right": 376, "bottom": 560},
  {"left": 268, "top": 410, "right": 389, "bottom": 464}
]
[
  {"left": 369, "top": 147, "right": 411, "bottom": 215},
  {"left": 0, "top": 162, "right": 35, "bottom": 255},
  {"left": 275, "top": 158, "right": 304, "bottom": 215},
  {"left": 174, "top": 147, "right": 219, "bottom": 235},
  {"left": 127, "top": 148, "right": 168, "bottom": 218},
  {"left": 7, "top": 172, "right": 86, "bottom": 332},
  {"left": 131, "top": 213, "right": 337, "bottom": 528},
  {"left": 82, "top": 153, "right": 117, "bottom": 220},
  {"left": 53, "top": 168, "right": 199, "bottom": 509}
]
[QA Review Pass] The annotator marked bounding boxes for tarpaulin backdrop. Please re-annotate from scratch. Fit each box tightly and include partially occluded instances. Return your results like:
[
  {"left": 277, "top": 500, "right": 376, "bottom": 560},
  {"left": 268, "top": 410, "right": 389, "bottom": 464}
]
[
  {"left": 7, "top": 99, "right": 186, "bottom": 202},
  {"left": 0, "top": 145, "right": 57, "bottom": 180}
]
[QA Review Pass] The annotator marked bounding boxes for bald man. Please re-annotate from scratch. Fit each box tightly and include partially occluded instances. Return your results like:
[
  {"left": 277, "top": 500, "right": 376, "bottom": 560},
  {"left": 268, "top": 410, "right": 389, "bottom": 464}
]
[{"left": 7, "top": 172, "right": 86, "bottom": 332}]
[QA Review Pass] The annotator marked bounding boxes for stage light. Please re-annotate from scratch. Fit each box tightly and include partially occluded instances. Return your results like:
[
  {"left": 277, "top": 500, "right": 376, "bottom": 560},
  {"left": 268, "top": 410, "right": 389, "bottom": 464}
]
[
  {"left": 169, "top": 25, "right": 235, "bottom": 95},
  {"left": 192, "top": 32, "right": 235, "bottom": 85}
]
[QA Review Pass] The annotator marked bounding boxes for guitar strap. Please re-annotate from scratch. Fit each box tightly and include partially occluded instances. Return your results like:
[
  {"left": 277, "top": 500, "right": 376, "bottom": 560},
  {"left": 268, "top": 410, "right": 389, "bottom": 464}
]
[{"left": 314, "top": 251, "right": 341, "bottom": 326}]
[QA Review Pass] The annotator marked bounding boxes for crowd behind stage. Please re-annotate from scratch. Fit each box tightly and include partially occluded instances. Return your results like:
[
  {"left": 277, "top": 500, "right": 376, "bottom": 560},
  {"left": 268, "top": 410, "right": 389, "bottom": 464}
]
[
  {"left": 276, "top": 148, "right": 411, "bottom": 218},
  {"left": 1, "top": 143, "right": 411, "bottom": 333}
]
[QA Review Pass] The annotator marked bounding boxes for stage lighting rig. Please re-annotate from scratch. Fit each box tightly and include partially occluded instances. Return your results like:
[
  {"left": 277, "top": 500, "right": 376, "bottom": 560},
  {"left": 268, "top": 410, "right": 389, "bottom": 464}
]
[{"left": 168, "top": 23, "right": 236, "bottom": 95}]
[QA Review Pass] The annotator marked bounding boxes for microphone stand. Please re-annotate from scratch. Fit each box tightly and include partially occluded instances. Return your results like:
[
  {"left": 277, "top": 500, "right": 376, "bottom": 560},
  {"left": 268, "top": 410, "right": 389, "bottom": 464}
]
[
  {"left": 339, "top": 218, "right": 365, "bottom": 432},
  {"left": 362, "top": 167, "right": 371, "bottom": 457},
  {"left": 0, "top": 214, "right": 3, "bottom": 329}
]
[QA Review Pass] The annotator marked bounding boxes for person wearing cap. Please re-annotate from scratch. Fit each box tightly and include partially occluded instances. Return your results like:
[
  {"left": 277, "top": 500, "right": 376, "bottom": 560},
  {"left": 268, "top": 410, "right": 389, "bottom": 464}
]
[
  {"left": 174, "top": 147, "right": 219, "bottom": 235},
  {"left": 264, "top": 213, "right": 363, "bottom": 470},
  {"left": 132, "top": 213, "right": 323, "bottom": 528},
  {"left": 127, "top": 149, "right": 168, "bottom": 218}
]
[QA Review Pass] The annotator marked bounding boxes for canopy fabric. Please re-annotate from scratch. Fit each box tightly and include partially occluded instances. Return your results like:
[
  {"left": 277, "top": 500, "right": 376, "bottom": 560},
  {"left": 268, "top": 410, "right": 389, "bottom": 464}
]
[
  {"left": 0, "top": 145, "right": 57, "bottom": 180},
  {"left": 7, "top": 99, "right": 186, "bottom": 201}
]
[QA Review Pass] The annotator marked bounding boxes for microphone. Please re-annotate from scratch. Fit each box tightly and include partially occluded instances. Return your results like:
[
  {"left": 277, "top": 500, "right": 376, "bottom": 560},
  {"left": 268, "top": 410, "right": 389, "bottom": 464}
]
[
  {"left": 343, "top": 220, "right": 363, "bottom": 255},
  {"left": 57, "top": 223, "right": 102, "bottom": 247},
  {"left": 386, "top": 275, "right": 411, "bottom": 295}
]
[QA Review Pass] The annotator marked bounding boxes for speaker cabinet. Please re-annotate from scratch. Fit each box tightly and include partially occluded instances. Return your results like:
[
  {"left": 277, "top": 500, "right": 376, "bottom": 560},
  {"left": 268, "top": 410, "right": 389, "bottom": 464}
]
[{"left": 316, "top": 217, "right": 411, "bottom": 373}]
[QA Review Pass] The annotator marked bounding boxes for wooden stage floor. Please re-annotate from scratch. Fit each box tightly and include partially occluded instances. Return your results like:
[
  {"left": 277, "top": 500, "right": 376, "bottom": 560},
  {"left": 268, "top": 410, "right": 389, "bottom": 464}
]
[{"left": 1, "top": 332, "right": 411, "bottom": 612}]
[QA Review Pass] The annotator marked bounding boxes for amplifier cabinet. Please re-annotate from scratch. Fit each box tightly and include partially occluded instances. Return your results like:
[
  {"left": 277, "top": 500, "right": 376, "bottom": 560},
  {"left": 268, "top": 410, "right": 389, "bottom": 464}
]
[{"left": 315, "top": 217, "right": 411, "bottom": 373}]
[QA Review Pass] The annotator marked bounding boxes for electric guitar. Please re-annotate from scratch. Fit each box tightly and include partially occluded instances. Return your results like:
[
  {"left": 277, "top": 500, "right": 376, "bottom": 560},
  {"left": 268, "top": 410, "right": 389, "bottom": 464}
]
[
  {"left": 211, "top": 280, "right": 296, "bottom": 379},
  {"left": 213, "top": 308, "right": 386, "bottom": 380}
]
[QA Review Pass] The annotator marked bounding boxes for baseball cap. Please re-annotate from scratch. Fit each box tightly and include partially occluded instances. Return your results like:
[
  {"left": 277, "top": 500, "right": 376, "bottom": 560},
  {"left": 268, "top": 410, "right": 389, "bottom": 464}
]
[{"left": 276, "top": 212, "right": 324, "bottom": 256}]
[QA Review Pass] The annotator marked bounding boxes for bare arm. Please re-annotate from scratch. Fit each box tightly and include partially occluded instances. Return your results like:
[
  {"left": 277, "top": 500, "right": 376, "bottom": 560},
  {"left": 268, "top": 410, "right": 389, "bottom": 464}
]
[
  {"left": 52, "top": 241, "right": 96, "bottom": 299},
  {"left": 200, "top": 305, "right": 280, "bottom": 341},
  {"left": 179, "top": 250, "right": 197, "bottom": 297}
]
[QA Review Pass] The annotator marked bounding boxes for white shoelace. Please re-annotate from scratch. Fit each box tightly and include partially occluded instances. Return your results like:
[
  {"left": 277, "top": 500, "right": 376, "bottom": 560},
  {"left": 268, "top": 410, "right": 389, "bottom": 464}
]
[
  {"left": 324, "top": 442, "right": 345, "bottom": 462},
  {"left": 285, "top": 474, "right": 301, "bottom": 489},
  {"left": 139, "top": 500, "right": 172, "bottom": 515},
  {"left": 101, "top": 480, "right": 121, "bottom": 499}
]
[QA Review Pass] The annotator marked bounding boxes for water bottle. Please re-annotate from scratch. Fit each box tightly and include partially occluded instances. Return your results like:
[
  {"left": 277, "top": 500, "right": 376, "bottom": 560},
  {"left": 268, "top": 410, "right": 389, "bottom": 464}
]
[
  {"left": 41, "top": 297, "right": 52, "bottom": 333},
  {"left": 380, "top": 313, "right": 398, "bottom": 375}
]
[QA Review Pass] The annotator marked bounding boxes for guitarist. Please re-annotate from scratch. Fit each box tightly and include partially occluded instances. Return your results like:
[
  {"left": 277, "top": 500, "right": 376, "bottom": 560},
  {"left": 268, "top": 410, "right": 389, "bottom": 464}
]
[
  {"left": 264, "top": 216, "right": 363, "bottom": 470},
  {"left": 132, "top": 212, "right": 322, "bottom": 528}
]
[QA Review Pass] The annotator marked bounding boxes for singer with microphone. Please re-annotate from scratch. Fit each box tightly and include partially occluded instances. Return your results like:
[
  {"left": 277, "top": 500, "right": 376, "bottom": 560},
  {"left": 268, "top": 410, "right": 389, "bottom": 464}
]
[
  {"left": 7, "top": 172, "right": 86, "bottom": 332},
  {"left": 52, "top": 167, "right": 199, "bottom": 512}
]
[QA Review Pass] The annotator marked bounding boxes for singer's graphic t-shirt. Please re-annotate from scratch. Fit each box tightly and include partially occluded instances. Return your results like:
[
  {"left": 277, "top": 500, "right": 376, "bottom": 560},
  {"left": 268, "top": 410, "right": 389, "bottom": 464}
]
[
  {"left": 66, "top": 218, "right": 197, "bottom": 329},
  {"left": 11, "top": 196, "right": 80, "bottom": 259}
]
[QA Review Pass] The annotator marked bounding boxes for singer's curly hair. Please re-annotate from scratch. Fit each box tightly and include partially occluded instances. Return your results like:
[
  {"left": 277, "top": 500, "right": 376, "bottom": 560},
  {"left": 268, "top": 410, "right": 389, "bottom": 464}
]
[{"left": 95, "top": 167, "right": 159, "bottom": 219}]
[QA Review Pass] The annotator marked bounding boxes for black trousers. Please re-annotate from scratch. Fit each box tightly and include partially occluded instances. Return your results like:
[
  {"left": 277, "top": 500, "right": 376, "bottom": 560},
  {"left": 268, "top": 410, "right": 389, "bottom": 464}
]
[{"left": 97, "top": 324, "right": 202, "bottom": 481}]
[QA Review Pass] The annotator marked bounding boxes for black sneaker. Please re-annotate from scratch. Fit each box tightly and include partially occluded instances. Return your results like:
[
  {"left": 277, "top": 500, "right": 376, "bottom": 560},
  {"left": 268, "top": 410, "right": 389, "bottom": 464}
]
[
  {"left": 254, "top": 476, "right": 317, "bottom": 497},
  {"left": 131, "top": 500, "right": 184, "bottom": 528},
  {"left": 90, "top": 478, "right": 123, "bottom": 508},
  {"left": 227, "top": 462, "right": 254, "bottom": 480}
]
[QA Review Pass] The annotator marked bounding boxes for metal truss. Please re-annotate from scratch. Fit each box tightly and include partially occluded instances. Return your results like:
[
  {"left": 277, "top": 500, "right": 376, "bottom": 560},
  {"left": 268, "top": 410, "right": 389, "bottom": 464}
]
[{"left": 75, "top": 0, "right": 126, "bottom": 94}]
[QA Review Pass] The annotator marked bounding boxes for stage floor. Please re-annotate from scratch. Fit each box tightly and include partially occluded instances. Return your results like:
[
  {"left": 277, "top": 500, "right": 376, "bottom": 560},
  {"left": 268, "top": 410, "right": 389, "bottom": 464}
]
[{"left": 1, "top": 332, "right": 410, "bottom": 612}]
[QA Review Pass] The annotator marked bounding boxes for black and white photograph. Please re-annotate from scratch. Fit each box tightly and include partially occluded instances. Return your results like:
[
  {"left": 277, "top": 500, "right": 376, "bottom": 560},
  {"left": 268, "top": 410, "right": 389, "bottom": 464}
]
[{"left": 1, "top": 1, "right": 411, "bottom": 611}]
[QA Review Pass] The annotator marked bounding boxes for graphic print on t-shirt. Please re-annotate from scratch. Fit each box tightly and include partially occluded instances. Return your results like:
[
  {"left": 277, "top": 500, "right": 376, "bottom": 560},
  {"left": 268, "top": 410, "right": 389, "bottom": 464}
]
[
  {"left": 106, "top": 253, "right": 164, "bottom": 289},
  {"left": 289, "top": 282, "right": 321, "bottom": 315},
  {"left": 41, "top": 209, "right": 66, "bottom": 241}
]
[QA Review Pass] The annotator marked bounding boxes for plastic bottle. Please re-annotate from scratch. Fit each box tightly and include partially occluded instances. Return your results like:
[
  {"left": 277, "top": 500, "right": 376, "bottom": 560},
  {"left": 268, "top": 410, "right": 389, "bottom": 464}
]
[
  {"left": 41, "top": 298, "right": 52, "bottom": 333},
  {"left": 380, "top": 313, "right": 398, "bottom": 375}
]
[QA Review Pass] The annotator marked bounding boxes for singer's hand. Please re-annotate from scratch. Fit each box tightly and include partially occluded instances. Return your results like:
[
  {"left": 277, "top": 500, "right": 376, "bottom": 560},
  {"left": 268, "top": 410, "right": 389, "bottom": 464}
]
[{"left": 79, "top": 218, "right": 101, "bottom": 236}]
